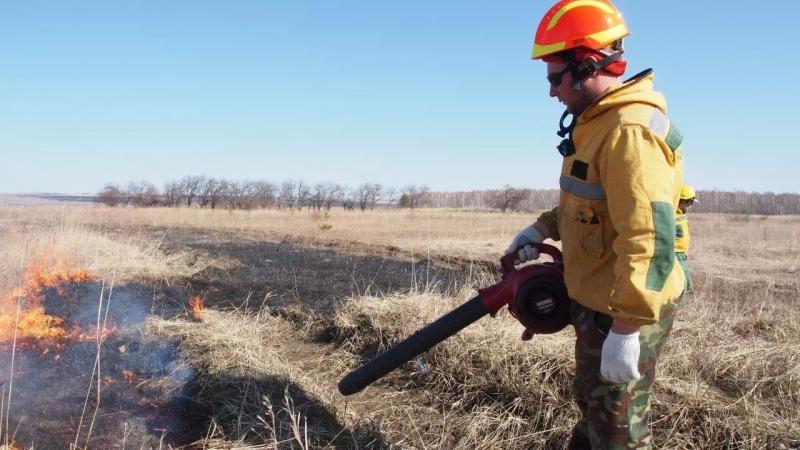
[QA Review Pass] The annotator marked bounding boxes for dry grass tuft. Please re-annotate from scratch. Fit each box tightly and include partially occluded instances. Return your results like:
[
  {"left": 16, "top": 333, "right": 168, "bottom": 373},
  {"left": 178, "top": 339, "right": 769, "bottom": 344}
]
[
  {"left": 149, "top": 308, "right": 385, "bottom": 449},
  {"left": 0, "top": 222, "right": 212, "bottom": 288},
  {"left": 332, "top": 289, "right": 578, "bottom": 448}
]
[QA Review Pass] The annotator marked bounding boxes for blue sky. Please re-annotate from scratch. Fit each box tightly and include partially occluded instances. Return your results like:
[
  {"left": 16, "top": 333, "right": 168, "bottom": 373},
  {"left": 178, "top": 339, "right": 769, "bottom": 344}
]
[{"left": 1, "top": 0, "right": 798, "bottom": 194}]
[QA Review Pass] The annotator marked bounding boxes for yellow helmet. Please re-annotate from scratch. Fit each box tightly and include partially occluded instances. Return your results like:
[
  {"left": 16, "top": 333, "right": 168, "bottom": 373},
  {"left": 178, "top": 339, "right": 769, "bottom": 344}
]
[{"left": 680, "top": 184, "right": 697, "bottom": 201}]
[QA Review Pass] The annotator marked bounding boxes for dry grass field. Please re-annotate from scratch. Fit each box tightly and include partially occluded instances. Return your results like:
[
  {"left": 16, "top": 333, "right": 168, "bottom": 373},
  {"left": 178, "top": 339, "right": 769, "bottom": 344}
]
[{"left": 0, "top": 205, "right": 797, "bottom": 449}]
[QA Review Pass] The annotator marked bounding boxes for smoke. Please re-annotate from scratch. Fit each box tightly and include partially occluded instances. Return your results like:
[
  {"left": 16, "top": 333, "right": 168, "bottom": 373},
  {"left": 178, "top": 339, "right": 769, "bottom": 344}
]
[{"left": 0, "top": 267, "right": 204, "bottom": 447}]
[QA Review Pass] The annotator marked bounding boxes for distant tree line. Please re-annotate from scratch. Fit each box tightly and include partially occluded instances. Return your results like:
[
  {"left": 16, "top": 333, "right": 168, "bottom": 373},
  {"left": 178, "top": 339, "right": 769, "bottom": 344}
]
[
  {"left": 98, "top": 178, "right": 800, "bottom": 215},
  {"left": 426, "top": 187, "right": 560, "bottom": 212},
  {"left": 99, "top": 176, "right": 422, "bottom": 211},
  {"left": 428, "top": 187, "right": 800, "bottom": 215},
  {"left": 691, "top": 190, "right": 800, "bottom": 215}
]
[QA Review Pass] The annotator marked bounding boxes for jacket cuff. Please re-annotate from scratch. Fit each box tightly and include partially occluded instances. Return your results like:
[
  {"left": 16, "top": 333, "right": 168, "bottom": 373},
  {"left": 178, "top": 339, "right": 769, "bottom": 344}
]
[{"left": 536, "top": 207, "right": 560, "bottom": 241}]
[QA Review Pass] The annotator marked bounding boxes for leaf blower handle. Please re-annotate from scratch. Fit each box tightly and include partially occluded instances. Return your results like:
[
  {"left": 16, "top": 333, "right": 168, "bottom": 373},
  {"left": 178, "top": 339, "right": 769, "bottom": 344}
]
[
  {"left": 338, "top": 295, "right": 489, "bottom": 396},
  {"left": 501, "top": 243, "right": 563, "bottom": 275}
]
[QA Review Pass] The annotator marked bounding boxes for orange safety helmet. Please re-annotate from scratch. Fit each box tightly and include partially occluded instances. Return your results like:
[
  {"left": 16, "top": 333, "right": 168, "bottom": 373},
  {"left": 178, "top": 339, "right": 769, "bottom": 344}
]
[{"left": 532, "top": 0, "right": 629, "bottom": 60}]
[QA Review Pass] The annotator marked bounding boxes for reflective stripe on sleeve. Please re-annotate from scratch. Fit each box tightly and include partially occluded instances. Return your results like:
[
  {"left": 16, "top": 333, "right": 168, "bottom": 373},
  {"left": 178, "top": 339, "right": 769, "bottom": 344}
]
[
  {"left": 648, "top": 108, "right": 669, "bottom": 136},
  {"left": 560, "top": 175, "right": 606, "bottom": 200},
  {"left": 648, "top": 107, "right": 683, "bottom": 152}
]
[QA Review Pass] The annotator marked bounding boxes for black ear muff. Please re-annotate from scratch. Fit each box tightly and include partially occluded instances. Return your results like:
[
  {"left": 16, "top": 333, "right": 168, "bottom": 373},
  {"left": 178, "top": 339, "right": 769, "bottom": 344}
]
[{"left": 512, "top": 266, "right": 571, "bottom": 334}]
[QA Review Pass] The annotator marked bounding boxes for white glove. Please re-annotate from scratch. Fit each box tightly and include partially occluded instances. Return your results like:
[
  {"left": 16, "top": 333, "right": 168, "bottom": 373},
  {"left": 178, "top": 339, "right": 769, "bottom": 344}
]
[
  {"left": 600, "top": 331, "right": 642, "bottom": 383},
  {"left": 505, "top": 225, "right": 544, "bottom": 263}
]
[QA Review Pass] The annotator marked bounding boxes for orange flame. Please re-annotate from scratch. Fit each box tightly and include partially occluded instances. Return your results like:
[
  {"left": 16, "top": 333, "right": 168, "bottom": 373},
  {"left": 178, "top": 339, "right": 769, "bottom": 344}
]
[
  {"left": 0, "top": 253, "right": 107, "bottom": 348},
  {"left": 122, "top": 370, "right": 136, "bottom": 384},
  {"left": 188, "top": 296, "right": 205, "bottom": 320}
]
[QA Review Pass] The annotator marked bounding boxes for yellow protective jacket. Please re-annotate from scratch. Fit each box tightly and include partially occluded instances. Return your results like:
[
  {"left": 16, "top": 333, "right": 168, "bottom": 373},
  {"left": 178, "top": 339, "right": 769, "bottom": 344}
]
[
  {"left": 675, "top": 213, "right": 690, "bottom": 253},
  {"left": 537, "top": 70, "right": 685, "bottom": 326}
]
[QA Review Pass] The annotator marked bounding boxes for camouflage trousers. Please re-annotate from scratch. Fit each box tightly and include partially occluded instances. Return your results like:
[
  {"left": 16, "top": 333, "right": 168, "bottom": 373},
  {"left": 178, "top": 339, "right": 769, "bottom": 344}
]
[
  {"left": 675, "top": 252, "right": 692, "bottom": 293},
  {"left": 568, "top": 300, "right": 679, "bottom": 450}
]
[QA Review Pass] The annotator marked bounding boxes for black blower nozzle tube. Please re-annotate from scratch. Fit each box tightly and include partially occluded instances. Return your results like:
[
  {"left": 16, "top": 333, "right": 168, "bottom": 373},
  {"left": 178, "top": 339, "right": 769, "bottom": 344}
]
[{"left": 338, "top": 295, "right": 489, "bottom": 396}]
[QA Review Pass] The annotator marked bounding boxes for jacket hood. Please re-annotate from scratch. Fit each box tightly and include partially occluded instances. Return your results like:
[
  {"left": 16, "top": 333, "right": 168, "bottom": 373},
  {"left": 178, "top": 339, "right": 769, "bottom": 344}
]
[{"left": 578, "top": 69, "right": 667, "bottom": 123}]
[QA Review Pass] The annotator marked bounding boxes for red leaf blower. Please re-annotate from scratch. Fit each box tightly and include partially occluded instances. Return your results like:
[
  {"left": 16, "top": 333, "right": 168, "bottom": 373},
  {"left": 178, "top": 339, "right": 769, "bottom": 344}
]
[{"left": 338, "top": 243, "right": 570, "bottom": 396}]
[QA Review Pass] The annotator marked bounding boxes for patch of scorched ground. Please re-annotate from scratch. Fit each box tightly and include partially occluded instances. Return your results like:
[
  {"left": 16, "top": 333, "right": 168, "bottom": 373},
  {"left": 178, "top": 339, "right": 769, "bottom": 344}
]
[{"left": 1, "top": 282, "right": 207, "bottom": 449}]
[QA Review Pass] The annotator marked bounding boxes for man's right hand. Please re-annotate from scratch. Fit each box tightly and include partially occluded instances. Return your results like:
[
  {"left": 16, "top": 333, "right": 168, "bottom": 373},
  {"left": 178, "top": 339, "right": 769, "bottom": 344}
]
[{"left": 505, "top": 225, "right": 544, "bottom": 263}]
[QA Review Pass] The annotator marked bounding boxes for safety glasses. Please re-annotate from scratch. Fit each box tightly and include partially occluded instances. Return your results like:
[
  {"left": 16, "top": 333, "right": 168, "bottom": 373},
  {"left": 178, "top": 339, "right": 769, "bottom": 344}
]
[{"left": 547, "top": 66, "right": 571, "bottom": 87}]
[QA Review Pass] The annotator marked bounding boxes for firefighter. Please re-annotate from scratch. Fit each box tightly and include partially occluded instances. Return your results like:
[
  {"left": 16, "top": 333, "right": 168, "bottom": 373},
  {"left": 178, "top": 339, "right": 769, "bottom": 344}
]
[
  {"left": 505, "top": 1, "right": 686, "bottom": 447},
  {"left": 675, "top": 184, "right": 697, "bottom": 292}
]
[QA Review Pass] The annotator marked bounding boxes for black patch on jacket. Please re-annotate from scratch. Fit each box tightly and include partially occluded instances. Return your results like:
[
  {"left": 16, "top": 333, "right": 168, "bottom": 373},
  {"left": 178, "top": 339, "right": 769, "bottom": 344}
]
[{"left": 570, "top": 160, "right": 589, "bottom": 181}]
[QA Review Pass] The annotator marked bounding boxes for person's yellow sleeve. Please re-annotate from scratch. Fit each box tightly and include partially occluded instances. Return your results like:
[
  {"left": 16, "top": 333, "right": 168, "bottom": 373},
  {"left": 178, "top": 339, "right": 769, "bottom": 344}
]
[{"left": 599, "top": 125, "right": 683, "bottom": 325}]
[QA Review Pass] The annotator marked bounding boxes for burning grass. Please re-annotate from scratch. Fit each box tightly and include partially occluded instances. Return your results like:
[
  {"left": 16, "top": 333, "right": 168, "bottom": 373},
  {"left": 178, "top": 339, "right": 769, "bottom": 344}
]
[
  {"left": 188, "top": 295, "right": 205, "bottom": 320},
  {"left": 0, "top": 254, "right": 99, "bottom": 346},
  {"left": 0, "top": 230, "right": 210, "bottom": 448}
]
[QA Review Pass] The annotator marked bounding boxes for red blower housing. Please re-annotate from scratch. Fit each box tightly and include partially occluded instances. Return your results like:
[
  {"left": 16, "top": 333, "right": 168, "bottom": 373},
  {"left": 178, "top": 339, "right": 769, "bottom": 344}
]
[{"left": 480, "top": 243, "right": 571, "bottom": 334}]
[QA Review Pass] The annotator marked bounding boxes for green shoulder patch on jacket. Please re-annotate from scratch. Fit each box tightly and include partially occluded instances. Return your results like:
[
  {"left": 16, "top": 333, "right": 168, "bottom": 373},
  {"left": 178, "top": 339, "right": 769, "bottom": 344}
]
[
  {"left": 646, "top": 202, "right": 676, "bottom": 291},
  {"left": 665, "top": 124, "right": 683, "bottom": 152}
]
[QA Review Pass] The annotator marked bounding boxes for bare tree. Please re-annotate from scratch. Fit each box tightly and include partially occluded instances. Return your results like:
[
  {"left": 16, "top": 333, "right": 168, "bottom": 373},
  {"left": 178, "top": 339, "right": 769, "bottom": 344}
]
[
  {"left": 98, "top": 183, "right": 124, "bottom": 207},
  {"left": 205, "top": 178, "right": 229, "bottom": 209},
  {"left": 310, "top": 183, "right": 329, "bottom": 210},
  {"left": 124, "top": 181, "right": 143, "bottom": 206},
  {"left": 140, "top": 182, "right": 161, "bottom": 207},
  {"left": 223, "top": 181, "right": 248, "bottom": 210},
  {"left": 353, "top": 183, "right": 371, "bottom": 211},
  {"left": 296, "top": 181, "right": 311, "bottom": 210},
  {"left": 399, "top": 184, "right": 431, "bottom": 209},
  {"left": 126, "top": 181, "right": 160, "bottom": 207},
  {"left": 383, "top": 187, "right": 397, "bottom": 207},
  {"left": 490, "top": 185, "right": 529, "bottom": 213},
  {"left": 332, "top": 185, "right": 348, "bottom": 210},
  {"left": 353, "top": 183, "right": 386, "bottom": 210},
  {"left": 328, "top": 184, "right": 345, "bottom": 210},
  {"left": 197, "top": 178, "right": 216, "bottom": 208},
  {"left": 278, "top": 180, "right": 310, "bottom": 210},
  {"left": 162, "top": 181, "right": 184, "bottom": 207},
  {"left": 342, "top": 187, "right": 357, "bottom": 211},
  {"left": 365, "top": 183, "right": 386, "bottom": 210},
  {"left": 249, "top": 180, "right": 277, "bottom": 208},
  {"left": 315, "top": 182, "right": 344, "bottom": 210},
  {"left": 180, "top": 175, "right": 205, "bottom": 207},
  {"left": 279, "top": 180, "right": 297, "bottom": 209},
  {"left": 241, "top": 181, "right": 261, "bottom": 210}
]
